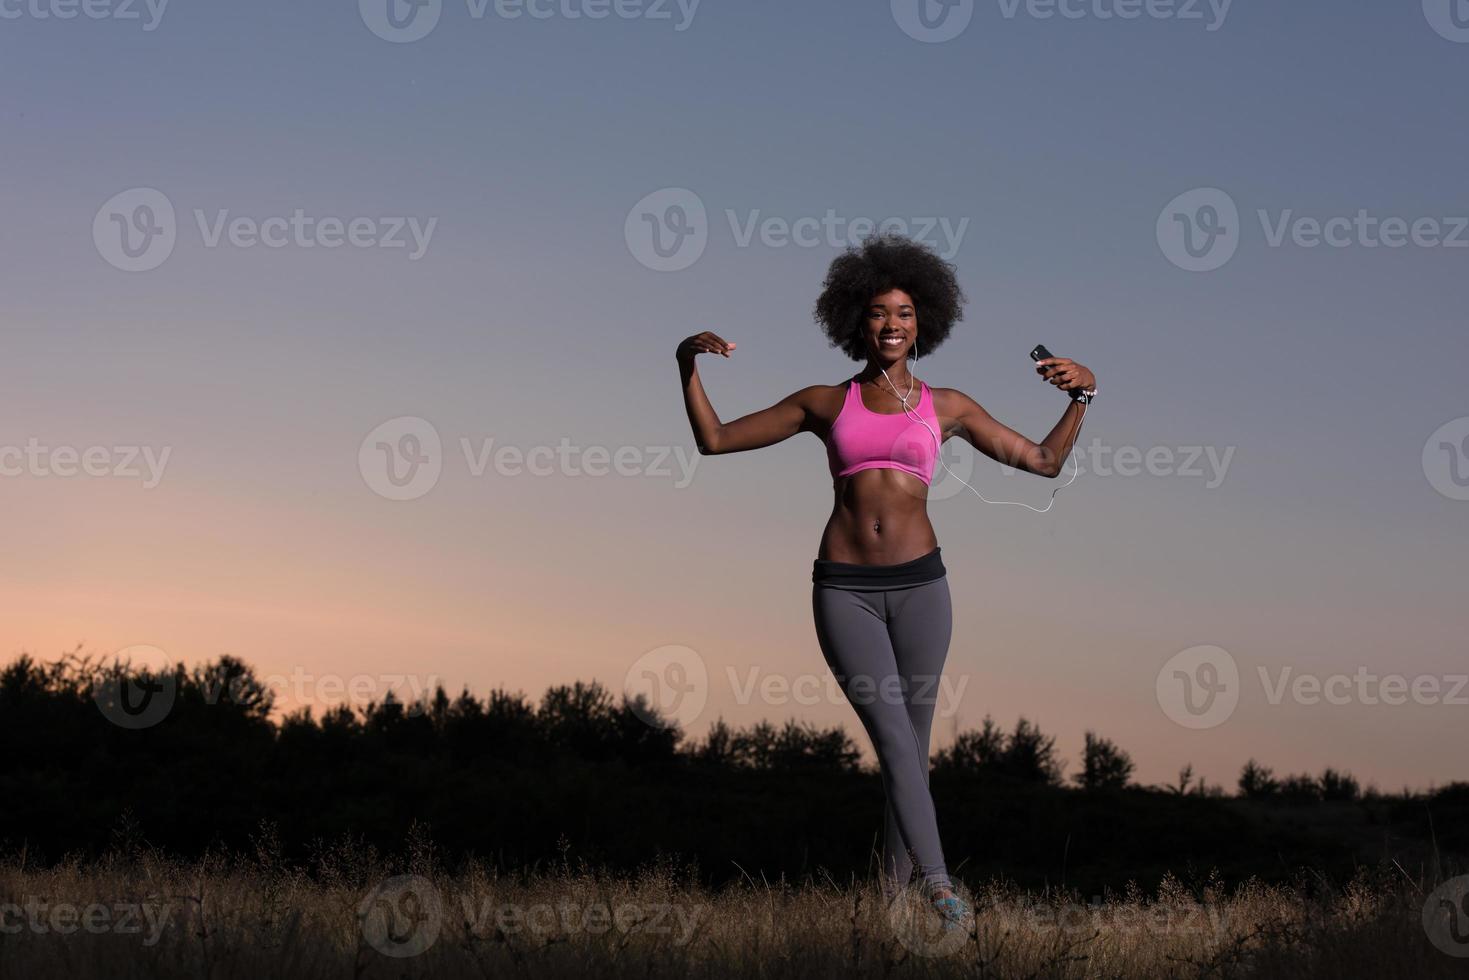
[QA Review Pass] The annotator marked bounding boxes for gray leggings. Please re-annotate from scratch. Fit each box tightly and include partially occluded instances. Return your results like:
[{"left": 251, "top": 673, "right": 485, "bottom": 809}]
[{"left": 811, "top": 576, "right": 953, "bottom": 895}]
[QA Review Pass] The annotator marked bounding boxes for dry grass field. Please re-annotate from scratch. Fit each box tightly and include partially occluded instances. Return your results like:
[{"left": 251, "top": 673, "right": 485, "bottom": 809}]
[{"left": 2, "top": 840, "right": 1465, "bottom": 979}]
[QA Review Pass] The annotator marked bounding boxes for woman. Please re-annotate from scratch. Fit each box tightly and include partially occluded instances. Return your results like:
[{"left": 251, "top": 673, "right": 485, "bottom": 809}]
[{"left": 674, "top": 233, "right": 1095, "bottom": 924}]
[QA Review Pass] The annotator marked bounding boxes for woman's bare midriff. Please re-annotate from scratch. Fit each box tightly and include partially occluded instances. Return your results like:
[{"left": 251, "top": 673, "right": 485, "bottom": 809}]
[
  {"left": 817, "top": 464, "right": 939, "bottom": 565},
  {"left": 814, "top": 380, "right": 942, "bottom": 565}
]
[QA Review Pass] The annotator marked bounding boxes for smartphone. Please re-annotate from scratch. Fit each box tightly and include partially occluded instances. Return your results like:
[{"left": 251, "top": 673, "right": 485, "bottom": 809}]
[{"left": 1032, "top": 343, "right": 1091, "bottom": 402}]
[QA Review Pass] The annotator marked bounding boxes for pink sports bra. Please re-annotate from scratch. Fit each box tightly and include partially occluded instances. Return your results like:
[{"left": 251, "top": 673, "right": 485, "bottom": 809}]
[{"left": 825, "top": 377, "right": 942, "bottom": 486}]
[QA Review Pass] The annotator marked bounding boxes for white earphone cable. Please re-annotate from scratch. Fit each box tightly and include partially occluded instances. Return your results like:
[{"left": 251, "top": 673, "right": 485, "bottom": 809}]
[{"left": 879, "top": 334, "right": 1088, "bottom": 514}]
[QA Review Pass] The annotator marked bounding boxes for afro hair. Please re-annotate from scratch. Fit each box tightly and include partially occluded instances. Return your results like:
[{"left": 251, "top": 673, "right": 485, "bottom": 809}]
[{"left": 813, "top": 232, "right": 966, "bottom": 362}]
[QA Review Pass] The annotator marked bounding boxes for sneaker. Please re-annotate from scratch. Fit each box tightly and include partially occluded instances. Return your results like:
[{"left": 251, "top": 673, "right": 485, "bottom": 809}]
[{"left": 929, "top": 893, "right": 972, "bottom": 930}]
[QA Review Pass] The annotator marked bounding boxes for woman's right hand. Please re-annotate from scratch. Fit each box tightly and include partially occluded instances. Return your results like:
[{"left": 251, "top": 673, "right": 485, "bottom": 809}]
[{"left": 676, "top": 331, "right": 736, "bottom": 364}]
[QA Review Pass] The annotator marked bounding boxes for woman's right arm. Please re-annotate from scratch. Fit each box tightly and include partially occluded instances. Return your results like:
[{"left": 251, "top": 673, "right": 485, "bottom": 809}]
[{"left": 676, "top": 331, "right": 816, "bottom": 456}]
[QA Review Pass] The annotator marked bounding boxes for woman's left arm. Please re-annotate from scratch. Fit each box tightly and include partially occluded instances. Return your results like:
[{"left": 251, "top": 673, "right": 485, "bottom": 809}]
[{"left": 943, "top": 356, "right": 1096, "bottom": 479}]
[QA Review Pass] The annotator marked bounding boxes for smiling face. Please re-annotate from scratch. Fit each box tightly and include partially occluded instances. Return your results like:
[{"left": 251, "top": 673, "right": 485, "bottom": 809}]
[{"left": 863, "top": 288, "right": 917, "bottom": 366}]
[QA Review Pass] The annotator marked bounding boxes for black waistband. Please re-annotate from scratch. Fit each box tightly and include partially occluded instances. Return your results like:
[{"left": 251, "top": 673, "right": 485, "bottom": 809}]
[{"left": 812, "top": 547, "right": 946, "bottom": 591}]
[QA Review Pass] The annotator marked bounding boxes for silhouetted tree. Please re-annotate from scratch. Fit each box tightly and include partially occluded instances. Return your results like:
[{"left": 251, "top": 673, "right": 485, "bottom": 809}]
[
  {"left": 1431, "top": 781, "right": 1469, "bottom": 806},
  {"left": 934, "top": 716, "right": 1062, "bottom": 785},
  {"left": 1001, "top": 717, "right": 1063, "bottom": 785},
  {"left": 1279, "top": 772, "right": 1322, "bottom": 804},
  {"left": 728, "top": 719, "right": 860, "bottom": 772},
  {"left": 933, "top": 716, "right": 1006, "bottom": 773},
  {"left": 190, "top": 655, "right": 273, "bottom": 719},
  {"left": 611, "top": 691, "right": 683, "bottom": 764},
  {"left": 1162, "top": 763, "right": 1195, "bottom": 795},
  {"left": 690, "top": 718, "right": 737, "bottom": 768},
  {"left": 1319, "top": 767, "right": 1360, "bottom": 802},
  {"left": 539, "top": 681, "right": 620, "bottom": 759},
  {"left": 3, "top": 651, "right": 1461, "bottom": 892},
  {"left": 1239, "top": 759, "right": 1278, "bottom": 799},
  {"left": 1074, "top": 731, "right": 1135, "bottom": 791}
]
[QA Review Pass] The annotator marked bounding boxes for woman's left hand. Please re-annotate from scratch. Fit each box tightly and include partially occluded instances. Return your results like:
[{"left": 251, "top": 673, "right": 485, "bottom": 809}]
[{"left": 1035, "top": 356, "right": 1095, "bottom": 396}]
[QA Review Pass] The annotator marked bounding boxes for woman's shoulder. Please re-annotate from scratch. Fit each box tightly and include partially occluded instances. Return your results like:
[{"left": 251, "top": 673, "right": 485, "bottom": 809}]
[
  {"left": 786, "top": 379, "right": 854, "bottom": 427},
  {"left": 801, "top": 378, "right": 855, "bottom": 399},
  {"left": 928, "top": 385, "right": 982, "bottom": 414}
]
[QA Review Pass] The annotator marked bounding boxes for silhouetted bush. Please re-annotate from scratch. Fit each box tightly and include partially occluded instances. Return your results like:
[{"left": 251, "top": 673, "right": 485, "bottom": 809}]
[
  {"left": 1320, "top": 767, "right": 1360, "bottom": 802},
  {"left": 932, "top": 715, "right": 1063, "bottom": 785},
  {"left": 0, "top": 652, "right": 1457, "bottom": 893},
  {"left": 1075, "top": 731, "right": 1135, "bottom": 792},
  {"left": 1239, "top": 759, "right": 1279, "bottom": 799}
]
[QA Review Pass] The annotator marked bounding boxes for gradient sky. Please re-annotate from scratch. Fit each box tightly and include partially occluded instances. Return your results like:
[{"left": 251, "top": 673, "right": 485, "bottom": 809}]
[{"left": 2, "top": 0, "right": 1466, "bottom": 793}]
